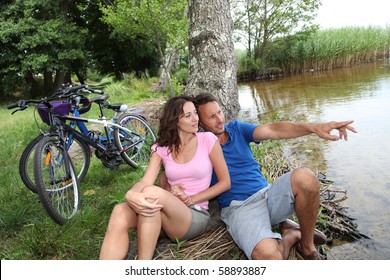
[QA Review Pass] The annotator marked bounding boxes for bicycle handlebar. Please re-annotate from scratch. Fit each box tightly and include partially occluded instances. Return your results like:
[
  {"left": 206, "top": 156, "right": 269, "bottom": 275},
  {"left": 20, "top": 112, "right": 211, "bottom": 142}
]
[
  {"left": 7, "top": 99, "right": 43, "bottom": 111},
  {"left": 7, "top": 84, "right": 105, "bottom": 112}
]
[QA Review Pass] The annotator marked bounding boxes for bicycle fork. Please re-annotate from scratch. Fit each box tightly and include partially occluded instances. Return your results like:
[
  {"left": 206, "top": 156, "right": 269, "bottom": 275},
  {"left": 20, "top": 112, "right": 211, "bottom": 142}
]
[{"left": 44, "top": 128, "right": 74, "bottom": 187}]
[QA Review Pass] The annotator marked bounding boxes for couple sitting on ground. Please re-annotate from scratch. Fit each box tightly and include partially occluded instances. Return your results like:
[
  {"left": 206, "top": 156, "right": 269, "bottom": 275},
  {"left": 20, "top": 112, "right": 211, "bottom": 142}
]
[{"left": 99, "top": 93, "right": 357, "bottom": 260}]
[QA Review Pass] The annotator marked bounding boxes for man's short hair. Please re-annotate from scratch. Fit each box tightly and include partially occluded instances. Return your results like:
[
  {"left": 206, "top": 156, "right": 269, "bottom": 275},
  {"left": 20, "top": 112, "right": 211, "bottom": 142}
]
[{"left": 194, "top": 92, "right": 218, "bottom": 106}]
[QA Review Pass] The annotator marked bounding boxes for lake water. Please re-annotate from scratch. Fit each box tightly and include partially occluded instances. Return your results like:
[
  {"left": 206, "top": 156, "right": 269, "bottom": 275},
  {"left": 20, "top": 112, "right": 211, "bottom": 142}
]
[{"left": 237, "top": 61, "right": 390, "bottom": 260}]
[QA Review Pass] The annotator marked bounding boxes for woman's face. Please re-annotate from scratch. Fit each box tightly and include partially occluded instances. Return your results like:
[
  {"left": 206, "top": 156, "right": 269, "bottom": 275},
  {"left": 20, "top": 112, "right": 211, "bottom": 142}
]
[{"left": 177, "top": 101, "right": 199, "bottom": 134}]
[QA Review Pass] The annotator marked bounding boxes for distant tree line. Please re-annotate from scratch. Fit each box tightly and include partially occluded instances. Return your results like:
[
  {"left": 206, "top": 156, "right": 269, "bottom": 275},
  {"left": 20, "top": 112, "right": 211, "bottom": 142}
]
[{"left": 0, "top": 0, "right": 161, "bottom": 97}]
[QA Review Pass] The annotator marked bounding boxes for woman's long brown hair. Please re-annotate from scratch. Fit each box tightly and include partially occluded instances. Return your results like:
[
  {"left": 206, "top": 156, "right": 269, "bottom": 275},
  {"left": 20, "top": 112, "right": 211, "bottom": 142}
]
[{"left": 155, "top": 95, "right": 196, "bottom": 157}]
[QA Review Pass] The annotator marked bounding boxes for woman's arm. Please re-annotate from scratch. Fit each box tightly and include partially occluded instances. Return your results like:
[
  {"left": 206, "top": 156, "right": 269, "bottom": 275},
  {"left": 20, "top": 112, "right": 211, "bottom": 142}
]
[
  {"left": 189, "top": 140, "right": 230, "bottom": 205},
  {"left": 128, "top": 152, "right": 162, "bottom": 193},
  {"left": 125, "top": 152, "right": 164, "bottom": 216}
]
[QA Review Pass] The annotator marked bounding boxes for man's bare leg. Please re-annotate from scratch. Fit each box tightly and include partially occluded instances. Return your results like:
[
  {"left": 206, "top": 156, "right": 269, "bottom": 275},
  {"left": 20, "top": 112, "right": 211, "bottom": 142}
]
[
  {"left": 251, "top": 229, "right": 301, "bottom": 260},
  {"left": 290, "top": 167, "right": 320, "bottom": 256}
]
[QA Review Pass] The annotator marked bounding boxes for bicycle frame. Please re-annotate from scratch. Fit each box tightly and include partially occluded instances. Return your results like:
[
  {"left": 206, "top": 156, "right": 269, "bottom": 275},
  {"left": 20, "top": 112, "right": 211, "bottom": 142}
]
[{"left": 59, "top": 113, "right": 143, "bottom": 157}]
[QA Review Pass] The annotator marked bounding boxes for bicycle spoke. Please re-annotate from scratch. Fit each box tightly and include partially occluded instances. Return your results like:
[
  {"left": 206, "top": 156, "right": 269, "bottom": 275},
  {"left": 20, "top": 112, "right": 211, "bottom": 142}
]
[
  {"left": 114, "top": 114, "right": 156, "bottom": 169},
  {"left": 34, "top": 135, "right": 79, "bottom": 225}
]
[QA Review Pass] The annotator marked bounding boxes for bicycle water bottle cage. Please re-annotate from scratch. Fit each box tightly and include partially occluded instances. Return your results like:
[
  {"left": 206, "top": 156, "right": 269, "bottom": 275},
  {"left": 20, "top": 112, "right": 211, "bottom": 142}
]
[{"left": 87, "top": 130, "right": 103, "bottom": 140}]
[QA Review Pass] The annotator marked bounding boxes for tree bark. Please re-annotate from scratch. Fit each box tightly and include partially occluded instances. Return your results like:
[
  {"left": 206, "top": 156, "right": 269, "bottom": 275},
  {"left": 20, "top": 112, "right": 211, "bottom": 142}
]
[
  {"left": 186, "top": 0, "right": 240, "bottom": 121},
  {"left": 155, "top": 46, "right": 177, "bottom": 98},
  {"left": 43, "top": 68, "right": 54, "bottom": 95},
  {"left": 24, "top": 70, "right": 40, "bottom": 97},
  {"left": 54, "top": 70, "right": 65, "bottom": 92}
]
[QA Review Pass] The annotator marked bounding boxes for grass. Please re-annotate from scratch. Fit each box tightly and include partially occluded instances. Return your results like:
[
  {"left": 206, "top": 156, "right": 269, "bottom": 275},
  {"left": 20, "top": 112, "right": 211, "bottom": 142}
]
[{"left": 0, "top": 77, "right": 163, "bottom": 260}]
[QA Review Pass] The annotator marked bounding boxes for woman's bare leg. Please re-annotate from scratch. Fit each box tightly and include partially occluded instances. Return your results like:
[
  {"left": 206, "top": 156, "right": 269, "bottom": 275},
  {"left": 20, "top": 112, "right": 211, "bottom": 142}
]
[
  {"left": 137, "top": 185, "right": 193, "bottom": 259},
  {"left": 99, "top": 203, "right": 138, "bottom": 260}
]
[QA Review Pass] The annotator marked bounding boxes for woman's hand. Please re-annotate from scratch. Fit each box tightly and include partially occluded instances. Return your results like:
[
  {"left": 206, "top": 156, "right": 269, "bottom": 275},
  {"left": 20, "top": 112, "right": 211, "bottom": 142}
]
[
  {"left": 125, "top": 191, "right": 163, "bottom": 217},
  {"left": 170, "top": 184, "right": 192, "bottom": 206}
]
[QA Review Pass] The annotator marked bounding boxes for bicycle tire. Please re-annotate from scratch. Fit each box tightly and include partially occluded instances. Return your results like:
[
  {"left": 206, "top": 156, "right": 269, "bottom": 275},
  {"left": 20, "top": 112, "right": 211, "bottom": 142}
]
[
  {"left": 19, "top": 134, "right": 44, "bottom": 193},
  {"left": 114, "top": 114, "right": 156, "bottom": 170},
  {"left": 19, "top": 133, "right": 91, "bottom": 194},
  {"left": 33, "top": 134, "right": 80, "bottom": 225}
]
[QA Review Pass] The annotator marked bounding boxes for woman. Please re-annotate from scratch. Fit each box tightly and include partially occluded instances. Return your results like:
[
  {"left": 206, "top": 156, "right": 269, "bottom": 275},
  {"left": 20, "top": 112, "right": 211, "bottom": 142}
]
[{"left": 99, "top": 95, "right": 230, "bottom": 260}]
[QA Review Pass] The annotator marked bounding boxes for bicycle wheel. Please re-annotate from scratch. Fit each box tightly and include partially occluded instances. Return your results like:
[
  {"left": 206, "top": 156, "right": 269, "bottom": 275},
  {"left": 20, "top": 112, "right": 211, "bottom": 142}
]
[
  {"left": 114, "top": 114, "right": 156, "bottom": 170},
  {"left": 33, "top": 134, "right": 80, "bottom": 225},
  {"left": 19, "top": 133, "right": 91, "bottom": 194},
  {"left": 65, "top": 132, "right": 91, "bottom": 183},
  {"left": 19, "top": 134, "right": 44, "bottom": 193}
]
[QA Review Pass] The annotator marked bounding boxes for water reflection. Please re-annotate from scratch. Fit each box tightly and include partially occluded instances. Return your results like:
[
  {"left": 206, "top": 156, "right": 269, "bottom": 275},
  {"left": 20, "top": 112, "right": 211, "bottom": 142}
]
[
  {"left": 239, "top": 63, "right": 388, "bottom": 122},
  {"left": 237, "top": 62, "right": 390, "bottom": 259}
]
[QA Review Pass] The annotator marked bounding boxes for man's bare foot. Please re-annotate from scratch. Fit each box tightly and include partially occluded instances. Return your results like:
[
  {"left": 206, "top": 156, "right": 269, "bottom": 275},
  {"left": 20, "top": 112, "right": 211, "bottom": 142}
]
[{"left": 280, "top": 222, "right": 301, "bottom": 259}]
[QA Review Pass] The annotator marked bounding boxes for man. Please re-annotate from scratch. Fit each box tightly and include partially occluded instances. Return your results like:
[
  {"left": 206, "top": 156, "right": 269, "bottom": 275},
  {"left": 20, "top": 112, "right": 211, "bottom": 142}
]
[{"left": 193, "top": 93, "right": 357, "bottom": 260}]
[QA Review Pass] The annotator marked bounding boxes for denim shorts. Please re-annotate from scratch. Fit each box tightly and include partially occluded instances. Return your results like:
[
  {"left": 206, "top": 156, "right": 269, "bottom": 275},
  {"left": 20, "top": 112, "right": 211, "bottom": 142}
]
[
  {"left": 179, "top": 206, "right": 211, "bottom": 241},
  {"left": 220, "top": 171, "right": 295, "bottom": 259}
]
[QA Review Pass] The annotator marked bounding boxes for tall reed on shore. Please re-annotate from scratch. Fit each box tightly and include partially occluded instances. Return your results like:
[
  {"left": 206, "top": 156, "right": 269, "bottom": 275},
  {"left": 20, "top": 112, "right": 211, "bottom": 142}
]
[{"left": 267, "top": 26, "right": 390, "bottom": 75}]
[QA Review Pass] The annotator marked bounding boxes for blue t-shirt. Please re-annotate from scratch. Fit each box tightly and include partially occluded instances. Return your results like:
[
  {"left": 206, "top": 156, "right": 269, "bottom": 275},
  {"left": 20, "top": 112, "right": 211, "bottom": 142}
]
[{"left": 211, "top": 120, "right": 269, "bottom": 208}]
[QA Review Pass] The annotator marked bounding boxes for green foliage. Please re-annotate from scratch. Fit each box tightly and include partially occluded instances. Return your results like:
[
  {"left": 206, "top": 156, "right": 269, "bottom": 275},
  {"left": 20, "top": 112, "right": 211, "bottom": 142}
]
[
  {"left": 101, "top": 0, "right": 188, "bottom": 49},
  {"left": 83, "top": 1, "right": 160, "bottom": 80},
  {"left": 168, "top": 76, "right": 186, "bottom": 96},
  {"left": 100, "top": 0, "right": 188, "bottom": 97},
  {"left": 0, "top": 0, "right": 162, "bottom": 98},
  {"left": 173, "top": 67, "right": 188, "bottom": 86},
  {"left": 232, "top": 0, "right": 321, "bottom": 73},
  {"left": 236, "top": 50, "right": 261, "bottom": 77},
  {"left": 0, "top": 0, "right": 87, "bottom": 96},
  {"left": 99, "top": 74, "right": 161, "bottom": 101}
]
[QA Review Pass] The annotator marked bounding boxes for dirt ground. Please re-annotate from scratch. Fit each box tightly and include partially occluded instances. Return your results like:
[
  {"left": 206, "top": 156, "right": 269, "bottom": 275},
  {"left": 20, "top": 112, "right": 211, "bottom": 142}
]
[{"left": 129, "top": 97, "right": 167, "bottom": 128}]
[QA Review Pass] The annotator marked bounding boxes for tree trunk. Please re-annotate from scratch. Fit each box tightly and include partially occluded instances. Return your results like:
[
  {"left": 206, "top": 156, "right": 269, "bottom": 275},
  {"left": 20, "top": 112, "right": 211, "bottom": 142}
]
[
  {"left": 186, "top": 0, "right": 240, "bottom": 121},
  {"left": 24, "top": 70, "right": 40, "bottom": 97},
  {"left": 259, "top": 28, "right": 269, "bottom": 74},
  {"left": 54, "top": 70, "right": 65, "bottom": 93},
  {"left": 43, "top": 68, "right": 54, "bottom": 95},
  {"left": 155, "top": 47, "right": 177, "bottom": 97},
  {"left": 74, "top": 71, "right": 85, "bottom": 85},
  {"left": 114, "top": 70, "right": 123, "bottom": 81}
]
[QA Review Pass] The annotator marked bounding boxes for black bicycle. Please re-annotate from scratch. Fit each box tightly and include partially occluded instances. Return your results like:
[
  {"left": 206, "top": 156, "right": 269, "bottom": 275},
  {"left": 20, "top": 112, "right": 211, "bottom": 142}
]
[{"left": 18, "top": 86, "right": 93, "bottom": 193}]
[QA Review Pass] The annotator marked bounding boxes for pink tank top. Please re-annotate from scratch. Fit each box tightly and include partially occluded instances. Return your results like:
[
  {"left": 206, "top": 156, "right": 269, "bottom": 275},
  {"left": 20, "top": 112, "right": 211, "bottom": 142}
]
[{"left": 152, "top": 132, "right": 217, "bottom": 209}]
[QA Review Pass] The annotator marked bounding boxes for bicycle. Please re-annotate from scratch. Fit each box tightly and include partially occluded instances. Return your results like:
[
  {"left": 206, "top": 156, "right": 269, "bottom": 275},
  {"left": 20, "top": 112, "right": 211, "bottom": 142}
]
[
  {"left": 18, "top": 86, "right": 93, "bottom": 193},
  {"left": 8, "top": 85, "right": 156, "bottom": 224}
]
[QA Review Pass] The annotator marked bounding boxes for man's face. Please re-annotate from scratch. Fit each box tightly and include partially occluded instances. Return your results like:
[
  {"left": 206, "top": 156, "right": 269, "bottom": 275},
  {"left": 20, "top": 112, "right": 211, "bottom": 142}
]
[{"left": 198, "top": 101, "right": 225, "bottom": 136}]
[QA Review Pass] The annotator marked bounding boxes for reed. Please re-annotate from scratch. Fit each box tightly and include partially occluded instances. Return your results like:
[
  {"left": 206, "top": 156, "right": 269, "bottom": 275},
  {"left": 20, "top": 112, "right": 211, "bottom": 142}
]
[{"left": 267, "top": 26, "right": 390, "bottom": 75}]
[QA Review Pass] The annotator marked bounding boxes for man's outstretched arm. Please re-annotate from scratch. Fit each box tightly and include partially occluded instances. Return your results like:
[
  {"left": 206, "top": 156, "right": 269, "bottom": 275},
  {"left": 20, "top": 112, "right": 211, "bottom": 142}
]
[{"left": 253, "top": 120, "right": 357, "bottom": 142}]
